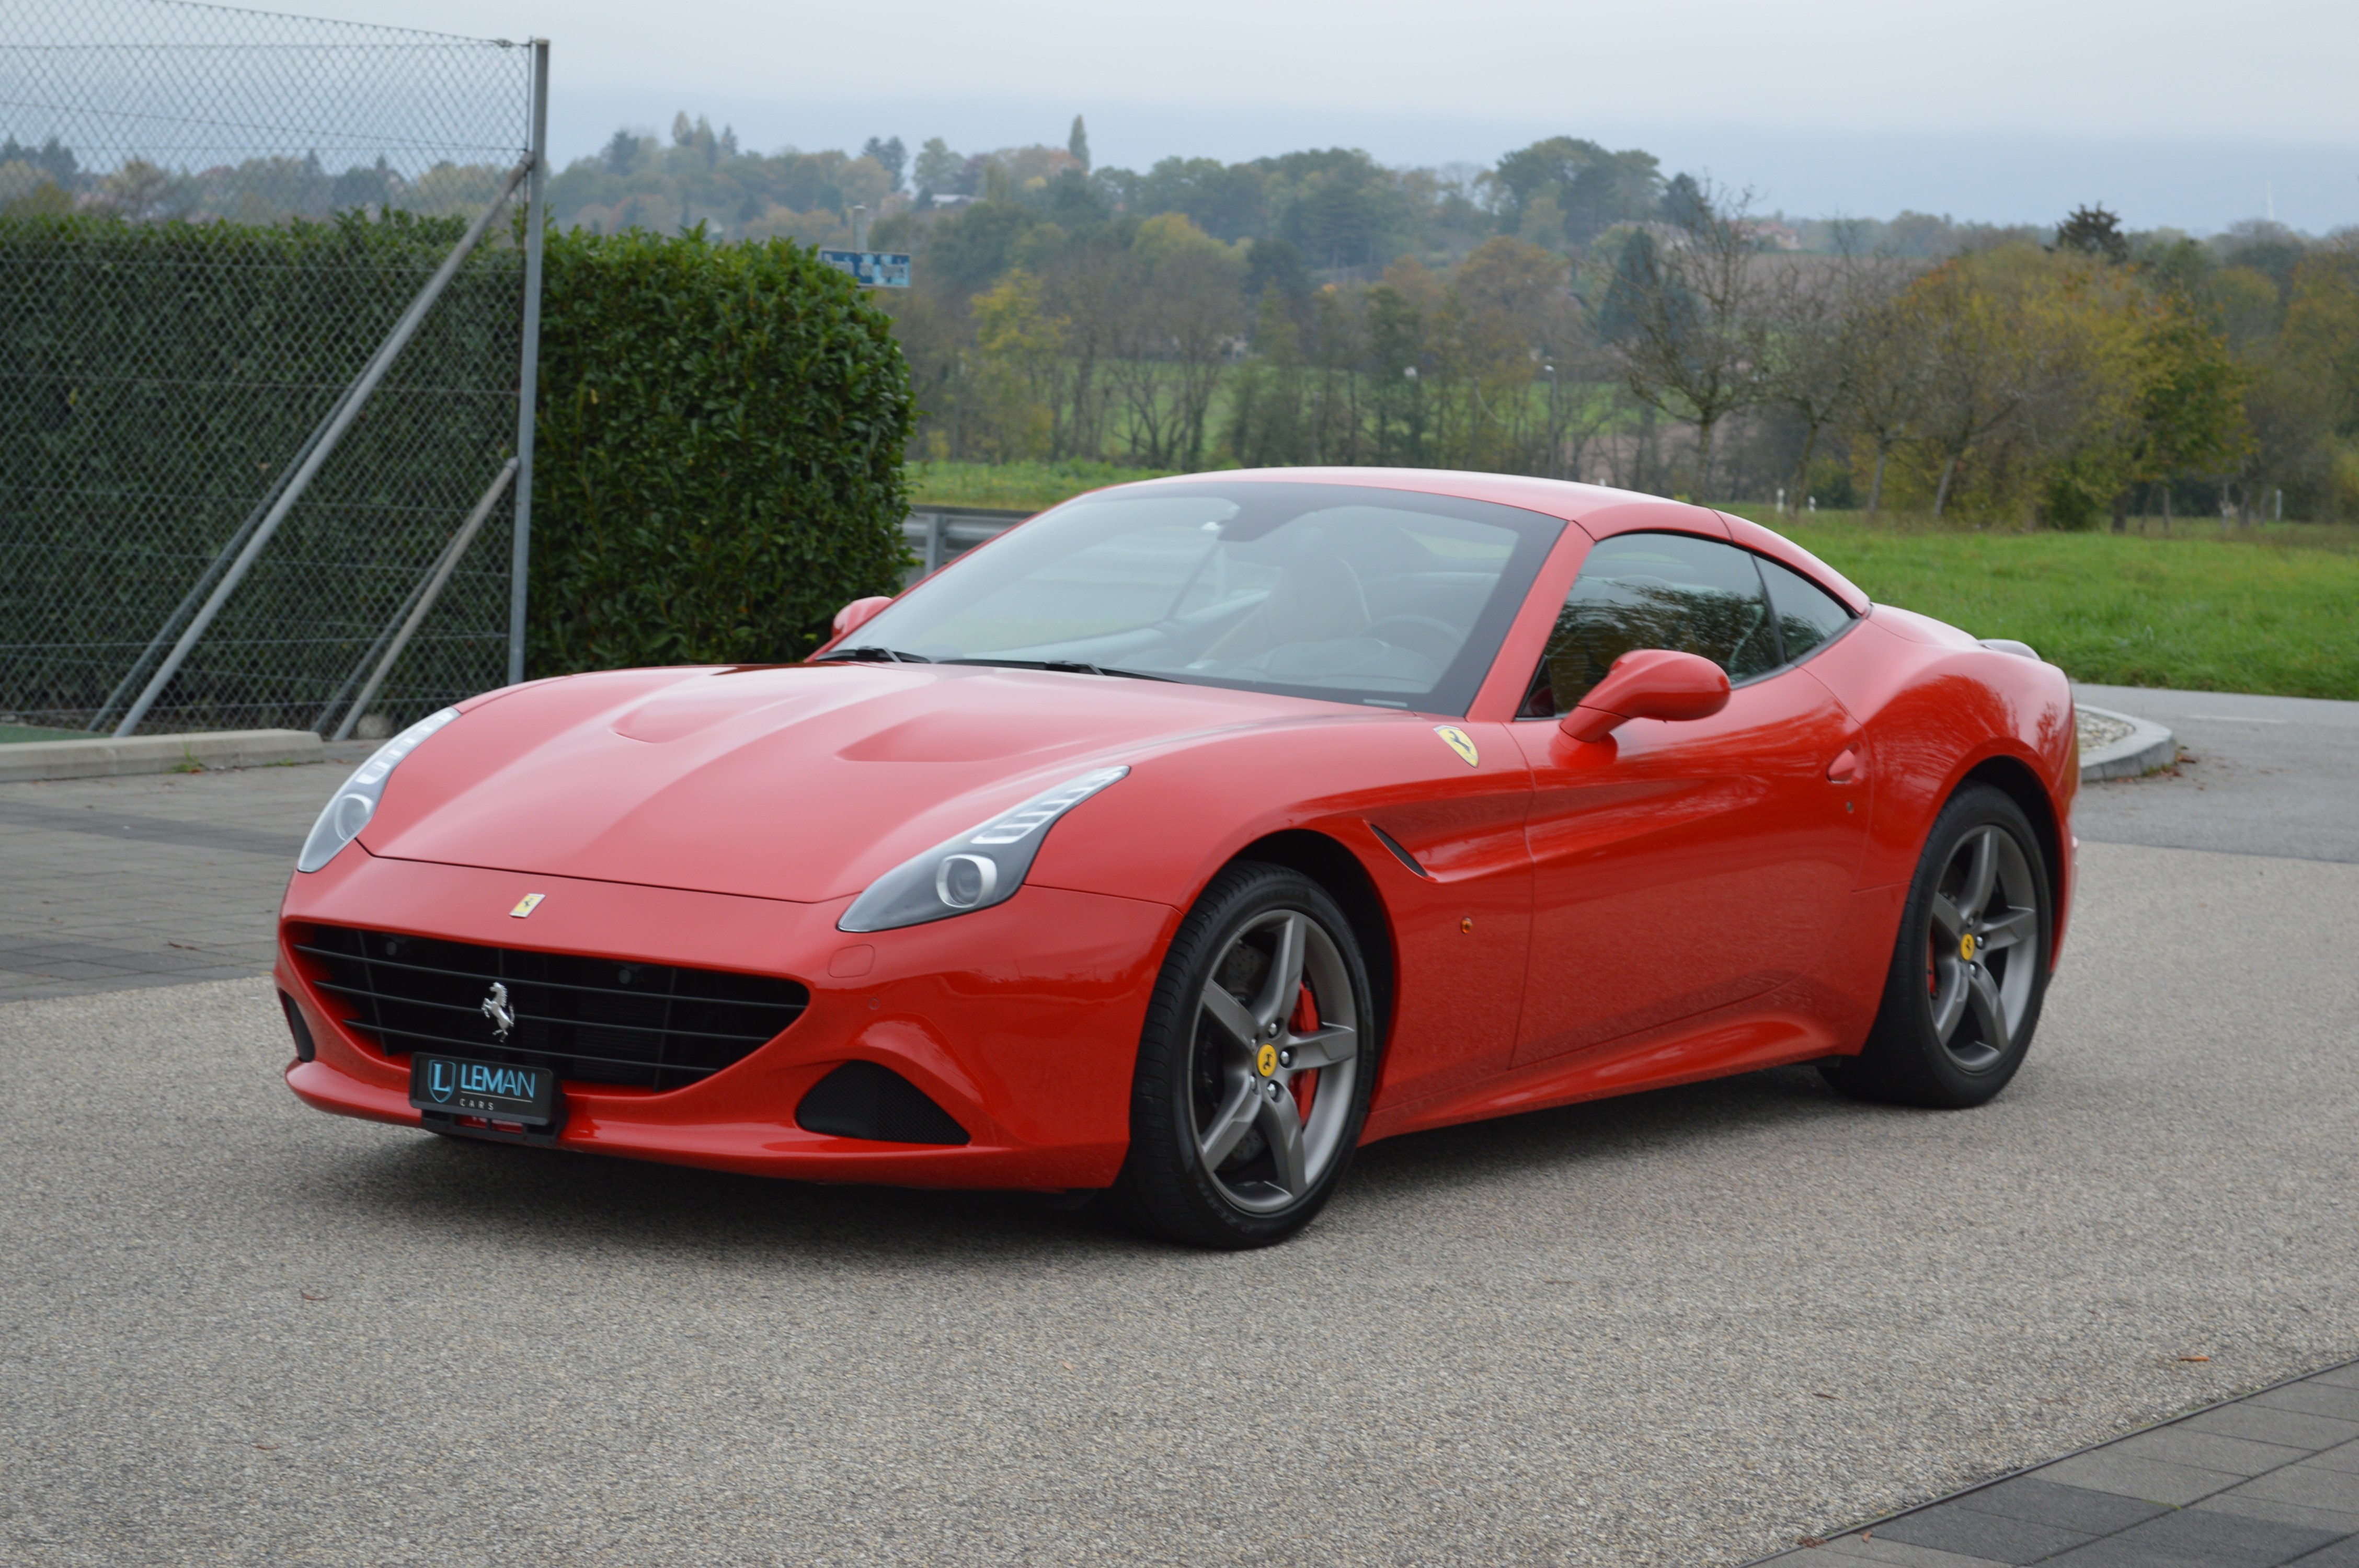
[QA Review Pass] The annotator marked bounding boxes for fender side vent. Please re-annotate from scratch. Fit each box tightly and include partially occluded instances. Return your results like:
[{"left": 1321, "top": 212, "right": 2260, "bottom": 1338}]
[
  {"left": 796, "top": 1061, "right": 970, "bottom": 1145},
  {"left": 1367, "top": 822, "right": 1431, "bottom": 878}
]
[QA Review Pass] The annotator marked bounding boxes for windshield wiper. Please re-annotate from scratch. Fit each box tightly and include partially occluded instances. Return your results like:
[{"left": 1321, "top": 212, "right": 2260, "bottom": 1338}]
[
  {"left": 815, "top": 645, "right": 932, "bottom": 664},
  {"left": 944, "top": 657, "right": 1174, "bottom": 682}
]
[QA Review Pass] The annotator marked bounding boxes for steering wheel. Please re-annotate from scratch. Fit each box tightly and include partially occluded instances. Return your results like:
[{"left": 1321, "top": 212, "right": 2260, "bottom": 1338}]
[{"left": 1364, "top": 614, "right": 1465, "bottom": 667}]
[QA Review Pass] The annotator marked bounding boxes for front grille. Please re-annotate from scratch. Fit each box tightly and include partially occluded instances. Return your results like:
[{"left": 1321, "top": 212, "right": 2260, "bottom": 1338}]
[{"left": 295, "top": 924, "right": 808, "bottom": 1093}]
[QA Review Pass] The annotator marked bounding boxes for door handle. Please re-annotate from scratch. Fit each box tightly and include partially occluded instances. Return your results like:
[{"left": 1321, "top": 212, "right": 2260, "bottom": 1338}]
[{"left": 1826, "top": 747, "right": 1863, "bottom": 783}]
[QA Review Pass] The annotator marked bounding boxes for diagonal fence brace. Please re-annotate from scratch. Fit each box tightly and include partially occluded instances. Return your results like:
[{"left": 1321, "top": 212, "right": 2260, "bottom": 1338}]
[{"left": 111, "top": 152, "right": 533, "bottom": 738}]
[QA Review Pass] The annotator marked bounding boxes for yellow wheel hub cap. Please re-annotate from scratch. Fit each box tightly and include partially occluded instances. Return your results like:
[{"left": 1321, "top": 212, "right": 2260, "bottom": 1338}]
[
  {"left": 1256, "top": 1043, "right": 1278, "bottom": 1077},
  {"left": 1959, "top": 933, "right": 1977, "bottom": 962}
]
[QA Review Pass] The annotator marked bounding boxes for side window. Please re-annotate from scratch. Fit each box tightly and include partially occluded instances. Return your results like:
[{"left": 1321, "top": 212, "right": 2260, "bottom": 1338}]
[
  {"left": 1756, "top": 557, "right": 1856, "bottom": 663},
  {"left": 1524, "top": 532, "right": 1779, "bottom": 716}
]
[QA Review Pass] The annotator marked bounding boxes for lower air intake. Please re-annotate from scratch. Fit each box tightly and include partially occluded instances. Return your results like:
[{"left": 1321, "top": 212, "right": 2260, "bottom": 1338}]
[{"left": 796, "top": 1061, "right": 970, "bottom": 1145}]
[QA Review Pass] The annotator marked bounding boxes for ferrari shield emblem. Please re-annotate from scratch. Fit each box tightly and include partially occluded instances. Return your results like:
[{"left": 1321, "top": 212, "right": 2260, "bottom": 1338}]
[
  {"left": 1434, "top": 725, "right": 1479, "bottom": 767},
  {"left": 1256, "top": 1043, "right": 1279, "bottom": 1078},
  {"left": 510, "top": 892, "right": 545, "bottom": 918}
]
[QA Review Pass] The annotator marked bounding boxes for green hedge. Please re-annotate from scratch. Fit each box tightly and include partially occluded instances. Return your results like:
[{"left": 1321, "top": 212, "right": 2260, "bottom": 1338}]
[{"left": 529, "top": 226, "right": 913, "bottom": 674}]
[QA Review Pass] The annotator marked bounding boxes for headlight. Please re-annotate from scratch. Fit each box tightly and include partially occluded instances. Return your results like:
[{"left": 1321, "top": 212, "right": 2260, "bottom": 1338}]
[
  {"left": 296, "top": 707, "right": 461, "bottom": 873},
  {"left": 838, "top": 765, "right": 1129, "bottom": 933}
]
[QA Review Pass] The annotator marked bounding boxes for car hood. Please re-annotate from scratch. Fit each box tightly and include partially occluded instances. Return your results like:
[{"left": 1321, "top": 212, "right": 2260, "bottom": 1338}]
[{"left": 361, "top": 663, "right": 1331, "bottom": 903}]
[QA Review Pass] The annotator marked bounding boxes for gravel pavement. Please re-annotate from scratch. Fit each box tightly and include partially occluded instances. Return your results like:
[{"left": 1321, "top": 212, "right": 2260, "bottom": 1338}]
[
  {"left": 5, "top": 833, "right": 2357, "bottom": 1565},
  {"left": 5, "top": 689, "right": 2358, "bottom": 1565}
]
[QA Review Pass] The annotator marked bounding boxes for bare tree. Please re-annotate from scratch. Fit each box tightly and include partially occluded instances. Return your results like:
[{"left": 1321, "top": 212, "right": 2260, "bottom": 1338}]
[
  {"left": 1608, "top": 179, "right": 1771, "bottom": 499},
  {"left": 1910, "top": 261, "right": 2028, "bottom": 518},
  {"left": 1102, "top": 238, "right": 1243, "bottom": 468},
  {"left": 1043, "top": 236, "right": 1125, "bottom": 459},
  {"left": 1155, "top": 245, "right": 1245, "bottom": 467},
  {"left": 1761, "top": 232, "right": 1909, "bottom": 512},
  {"left": 1842, "top": 291, "right": 1934, "bottom": 515}
]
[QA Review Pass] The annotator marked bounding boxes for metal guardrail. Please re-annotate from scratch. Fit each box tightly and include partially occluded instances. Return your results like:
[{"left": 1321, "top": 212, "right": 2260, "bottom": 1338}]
[{"left": 900, "top": 507, "right": 1033, "bottom": 586}]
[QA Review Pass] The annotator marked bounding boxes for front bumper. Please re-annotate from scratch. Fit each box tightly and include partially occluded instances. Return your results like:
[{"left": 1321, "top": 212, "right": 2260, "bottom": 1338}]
[{"left": 276, "top": 848, "right": 1177, "bottom": 1190}]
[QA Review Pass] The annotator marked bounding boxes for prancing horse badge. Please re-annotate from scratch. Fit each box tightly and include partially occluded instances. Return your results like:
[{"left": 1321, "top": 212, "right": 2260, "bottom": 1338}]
[{"left": 1433, "top": 726, "right": 1479, "bottom": 767}]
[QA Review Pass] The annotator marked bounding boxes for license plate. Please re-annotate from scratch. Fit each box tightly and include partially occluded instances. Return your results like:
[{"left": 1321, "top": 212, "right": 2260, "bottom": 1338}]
[{"left": 409, "top": 1052, "right": 560, "bottom": 1125}]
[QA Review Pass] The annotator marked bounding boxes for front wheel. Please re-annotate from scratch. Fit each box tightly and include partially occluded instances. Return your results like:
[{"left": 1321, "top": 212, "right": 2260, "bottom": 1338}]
[
  {"left": 1114, "top": 862, "right": 1376, "bottom": 1248},
  {"left": 1822, "top": 784, "right": 2054, "bottom": 1108}
]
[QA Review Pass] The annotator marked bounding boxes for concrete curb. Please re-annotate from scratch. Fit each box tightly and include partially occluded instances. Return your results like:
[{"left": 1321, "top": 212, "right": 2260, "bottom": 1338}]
[
  {"left": 2077, "top": 704, "right": 2178, "bottom": 781},
  {"left": 0, "top": 728, "right": 323, "bottom": 783}
]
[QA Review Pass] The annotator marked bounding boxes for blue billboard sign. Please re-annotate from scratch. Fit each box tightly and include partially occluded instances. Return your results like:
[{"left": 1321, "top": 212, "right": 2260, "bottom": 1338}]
[{"left": 817, "top": 250, "right": 912, "bottom": 288}]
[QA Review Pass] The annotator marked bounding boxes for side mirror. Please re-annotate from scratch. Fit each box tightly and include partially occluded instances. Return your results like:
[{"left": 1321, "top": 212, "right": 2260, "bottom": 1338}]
[
  {"left": 1559, "top": 649, "right": 1730, "bottom": 743},
  {"left": 832, "top": 595, "right": 895, "bottom": 640}
]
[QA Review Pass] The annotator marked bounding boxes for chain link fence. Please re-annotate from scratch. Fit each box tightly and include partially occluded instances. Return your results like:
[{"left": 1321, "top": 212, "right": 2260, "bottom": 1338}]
[{"left": 0, "top": 0, "right": 543, "bottom": 737}]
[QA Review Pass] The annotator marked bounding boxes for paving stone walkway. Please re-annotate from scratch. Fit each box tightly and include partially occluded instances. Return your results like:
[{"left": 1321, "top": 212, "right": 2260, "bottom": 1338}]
[{"left": 1758, "top": 1359, "right": 2359, "bottom": 1566}]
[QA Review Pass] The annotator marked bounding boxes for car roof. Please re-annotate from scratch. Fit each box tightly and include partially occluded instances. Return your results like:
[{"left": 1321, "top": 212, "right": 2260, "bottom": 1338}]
[{"left": 1093, "top": 468, "right": 1870, "bottom": 616}]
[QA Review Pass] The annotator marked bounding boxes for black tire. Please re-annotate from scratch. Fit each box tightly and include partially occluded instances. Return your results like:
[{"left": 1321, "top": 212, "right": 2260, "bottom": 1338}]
[
  {"left": 1821, "top": 783, "right": 2054, "bottom": 1109},
  {"left": 1113, "top": 861, "right": 1377, "bottom": 1249}
]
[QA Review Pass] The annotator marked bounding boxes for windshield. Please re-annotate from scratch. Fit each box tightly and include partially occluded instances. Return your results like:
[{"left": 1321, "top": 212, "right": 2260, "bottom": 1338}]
[{"left": 837, "top": 481, "right": 1564, "bottom": 714}]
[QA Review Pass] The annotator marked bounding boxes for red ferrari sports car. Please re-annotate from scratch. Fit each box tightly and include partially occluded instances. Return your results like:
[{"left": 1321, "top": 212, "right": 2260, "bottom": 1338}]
[{"left": 277, "top": 469, "right": 2075, "bottom": 1247}]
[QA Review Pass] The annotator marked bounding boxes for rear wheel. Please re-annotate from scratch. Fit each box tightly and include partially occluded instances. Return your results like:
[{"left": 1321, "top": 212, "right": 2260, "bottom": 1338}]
[
  {"left": 1822, "top": 785, "right": 2053, "bottom": 1108},
  {"left": 1114, "top": 862, "right": 1374, "bottom": 1248}
]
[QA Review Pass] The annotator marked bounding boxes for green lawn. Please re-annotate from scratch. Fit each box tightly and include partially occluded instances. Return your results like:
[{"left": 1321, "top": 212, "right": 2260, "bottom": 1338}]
[
  {"left": 896, "top": 466, "right": 2359, "bottom": 701},
  {"left": 1755, "top": 512, "right": 2359, "bottom": 700},
  {"left": 907, "top": 460, "right": 1185, "bottom": 511}
]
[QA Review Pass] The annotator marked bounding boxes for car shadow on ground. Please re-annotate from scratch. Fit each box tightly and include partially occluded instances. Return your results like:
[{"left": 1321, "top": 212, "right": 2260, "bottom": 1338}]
[{"left": 297, "top": 1060, "right": 1933, "bottom": 1265}]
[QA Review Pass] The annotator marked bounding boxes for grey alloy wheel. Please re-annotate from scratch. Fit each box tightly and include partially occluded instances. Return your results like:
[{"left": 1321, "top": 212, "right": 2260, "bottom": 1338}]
[
  {"left": 1821, "top": 783, "right": 2053, "bottom": 1109},
  {"left": 1923, "top": 823, "right": 2042, "bottom": 1071},
  {"left": 1188, "top": 906, "right": 1361, "bottom": 1214}
]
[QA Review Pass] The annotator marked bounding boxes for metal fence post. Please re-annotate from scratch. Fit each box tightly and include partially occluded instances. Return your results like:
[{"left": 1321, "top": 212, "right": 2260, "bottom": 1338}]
[
  {"left": 112, "top": 155, "right": 531, "bottom": 737},
  {"left": 507, "top": 38, "right": 548, "bottom": 689}
]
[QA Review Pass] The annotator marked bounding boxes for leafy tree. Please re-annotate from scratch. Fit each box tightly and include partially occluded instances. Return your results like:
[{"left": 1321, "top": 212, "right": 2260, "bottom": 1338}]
[
  {"left": 1491, "top": 136, "right": 1661, "bottom": 246},
  {"left": 1661, "top": 173, "right": 1710, "bottom": 230},
  {"left": 0, "top": 135, "right": 77, "bottom": 185},
  {"left": 913, "top": 137, "right": 962, "bottom": 199},
  {"left": 1131, "top": 156, "right": 1267, "bottom": 241},
  {"left": 2054, "top": 203, "right": 2128, "bottom": 263},
  {"left": 969, "top": 270, "right": 1065, "bottom": 459},
  {"left": 1245, "top": 237, "right": 1312, "bottom": 334},
  {"left": 2117, "top": 295, "right": 2250, "bottom": 527},
  {"left": 861, "top": 136, "right": 907, "bottom": 192}
]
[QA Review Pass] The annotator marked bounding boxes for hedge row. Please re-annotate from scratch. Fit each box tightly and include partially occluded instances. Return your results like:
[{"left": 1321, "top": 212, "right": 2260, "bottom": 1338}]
[
  {"left": 0, "top": 209, "right": 523, "bottom": 728},
  {"left": 0, "top": 209, "right": 913, "bottom": 730},
  {"left": 530, "top": 225, "right": 914, "bottom": 674}
]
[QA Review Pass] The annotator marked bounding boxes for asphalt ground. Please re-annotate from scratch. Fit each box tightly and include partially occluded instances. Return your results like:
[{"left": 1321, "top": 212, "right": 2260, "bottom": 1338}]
[
  {"left": 0, "top": 744, "right": 369, "bottom": 1004},
  {"left": 2, "top": 689, "right": 2355, "bottom": 1565}
]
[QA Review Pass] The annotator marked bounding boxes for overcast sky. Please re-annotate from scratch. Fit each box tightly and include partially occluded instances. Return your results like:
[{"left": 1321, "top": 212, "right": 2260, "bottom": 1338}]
[{"left": 319, "top": 0, "right": 2357, "bottom": 232}]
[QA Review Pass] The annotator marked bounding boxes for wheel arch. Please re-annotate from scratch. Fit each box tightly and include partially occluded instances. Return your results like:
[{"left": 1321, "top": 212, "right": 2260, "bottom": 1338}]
[
  {"left": 1226, "top": 829, "right": 1398, "bottom": 1063},
  {"left": 1954, "top": 752, "right": 2065, "bottom": 968}
]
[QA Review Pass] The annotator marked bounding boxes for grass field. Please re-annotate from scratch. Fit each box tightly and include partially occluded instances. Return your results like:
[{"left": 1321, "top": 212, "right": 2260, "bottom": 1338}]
[
  {"left": 902, "top": 466, "right": 2359, "bottom": 701},
  {"left": 1756, "top": 511, "right": 2359, "bottom": 700},
  {"left": 907, "top": 460, "right": 1184, "bottom": 511}
]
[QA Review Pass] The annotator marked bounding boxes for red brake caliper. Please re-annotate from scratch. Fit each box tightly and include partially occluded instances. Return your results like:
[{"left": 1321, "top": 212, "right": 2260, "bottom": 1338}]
[{"left": 1288, "top": 982, "right": 1319, "bottom": 1119}]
